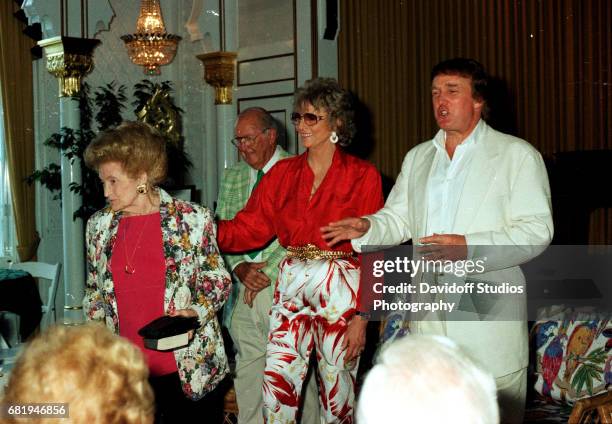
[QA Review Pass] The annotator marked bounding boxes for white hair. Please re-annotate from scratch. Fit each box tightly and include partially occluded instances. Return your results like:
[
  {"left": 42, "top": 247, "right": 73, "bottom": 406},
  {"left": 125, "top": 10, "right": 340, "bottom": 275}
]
[{"left": 357, "top": 335, "right": 499, "bottom": 424}]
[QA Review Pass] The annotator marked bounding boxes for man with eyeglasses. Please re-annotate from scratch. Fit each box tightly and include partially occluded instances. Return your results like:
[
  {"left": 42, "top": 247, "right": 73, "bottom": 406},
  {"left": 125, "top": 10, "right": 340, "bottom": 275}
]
[{"left": 217, "top": 107, "right": 319, "bottom": 424}]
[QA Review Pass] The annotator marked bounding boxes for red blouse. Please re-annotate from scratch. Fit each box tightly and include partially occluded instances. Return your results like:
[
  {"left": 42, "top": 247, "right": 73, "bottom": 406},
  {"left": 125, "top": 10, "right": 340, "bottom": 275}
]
[{"left": 218, "top": 149, "right": 384, "bottom": 255}]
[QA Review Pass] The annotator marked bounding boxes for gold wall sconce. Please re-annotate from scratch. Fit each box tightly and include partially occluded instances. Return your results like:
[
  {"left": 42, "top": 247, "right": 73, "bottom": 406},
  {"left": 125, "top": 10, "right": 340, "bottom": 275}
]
[
  {"left": 38, "top": 36, "right": 101, "bottom": 97},
  {"left": 197, "top": 51, "right": 237, "bottom": 105}
]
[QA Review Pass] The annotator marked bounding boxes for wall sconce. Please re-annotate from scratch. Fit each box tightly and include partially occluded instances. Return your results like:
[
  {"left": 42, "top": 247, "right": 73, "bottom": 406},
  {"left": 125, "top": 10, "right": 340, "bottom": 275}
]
[
  {"left": 38, "top": 36, "right": 101, "bottom": 97},
  {"left": 196, "top": 51, "right": 237, "bottom": 105},
  {"left": 121, "top": 0, "right": 181, "bottom": 75}
]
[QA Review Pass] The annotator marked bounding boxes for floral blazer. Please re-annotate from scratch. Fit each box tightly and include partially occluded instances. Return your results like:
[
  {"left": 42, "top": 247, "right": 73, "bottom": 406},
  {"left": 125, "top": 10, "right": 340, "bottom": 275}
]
[{"left": 83, "top": 188, "right": 232, "bottom": 400}]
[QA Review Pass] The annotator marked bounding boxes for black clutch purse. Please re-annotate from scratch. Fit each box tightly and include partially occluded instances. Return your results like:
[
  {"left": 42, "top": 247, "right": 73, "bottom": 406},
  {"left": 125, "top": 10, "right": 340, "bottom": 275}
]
[{"left": 137, "top": 315, "right": 199, "bottom": 351}]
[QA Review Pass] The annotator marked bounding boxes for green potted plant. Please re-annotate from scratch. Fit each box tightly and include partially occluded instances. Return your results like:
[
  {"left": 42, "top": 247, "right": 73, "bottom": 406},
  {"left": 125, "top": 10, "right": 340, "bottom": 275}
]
[{"left": 28, "top": 80, "right": 191, "bottom": 221}]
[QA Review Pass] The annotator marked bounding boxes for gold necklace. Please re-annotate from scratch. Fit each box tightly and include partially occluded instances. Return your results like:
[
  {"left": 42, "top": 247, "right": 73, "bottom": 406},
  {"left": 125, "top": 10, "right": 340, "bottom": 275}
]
[{"left": 122, "top": 214, "right": 151, "bottom": 274}]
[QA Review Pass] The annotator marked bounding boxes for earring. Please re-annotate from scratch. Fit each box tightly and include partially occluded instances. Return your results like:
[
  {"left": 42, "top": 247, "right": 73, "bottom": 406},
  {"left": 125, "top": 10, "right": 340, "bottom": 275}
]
[
  {"left": 330, "top": 131, "right": 339, "bottom": 144},
  {"left": 136, "top": 183, "right": 148, "bottom": 195}
]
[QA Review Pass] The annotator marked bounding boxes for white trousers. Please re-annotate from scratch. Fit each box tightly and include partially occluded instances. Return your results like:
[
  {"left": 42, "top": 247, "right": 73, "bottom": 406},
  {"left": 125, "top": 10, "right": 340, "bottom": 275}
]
[
  {"left": 263, "top": 258, "right": 360, "bottom": 423},
  {"left": 230, "top": 283, "right": 320, "bottom": 424}
]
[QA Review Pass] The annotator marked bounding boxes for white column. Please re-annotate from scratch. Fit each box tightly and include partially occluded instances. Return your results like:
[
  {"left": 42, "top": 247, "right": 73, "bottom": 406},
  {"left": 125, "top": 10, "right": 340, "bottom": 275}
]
[
  {"left": 203, "top": 102, "right": 235, "bottom": 207},
  {"left": 217, "top": 105, "right": 236, "bottom": 170},
  {"left": 203, "top": 95, "right": 219, "bottom": 207},
  {"left": 59, "top": 96, "right": 85, "bottom": 325},
  {"left": 38, "top": 36, "right": 100, "bottom": 325},
  {"left": 197, "top": 51, "right": 238, "bottom": 206}
]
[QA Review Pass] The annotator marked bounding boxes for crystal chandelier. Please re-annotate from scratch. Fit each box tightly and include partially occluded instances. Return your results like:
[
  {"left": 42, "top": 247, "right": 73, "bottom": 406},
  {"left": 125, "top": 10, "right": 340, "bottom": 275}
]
[{"left": 121, "top": 0, "right": 181, "bottom": 75}]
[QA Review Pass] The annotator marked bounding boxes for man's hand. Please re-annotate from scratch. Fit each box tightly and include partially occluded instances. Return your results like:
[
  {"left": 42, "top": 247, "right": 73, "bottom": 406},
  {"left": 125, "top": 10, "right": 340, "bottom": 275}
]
[
  {"left": 321, "top": 217, "right": 371, "bottom": 247},
  {"left": 243, "top": 288, "right": 258, "bottom": 307},
  {"left": 342, "top": 315, "right": 368, "bottom": 365},
  {"left": 234, "top": 261, "right": 271, "bottom": 291},
  {"left": 417, "top": 233, "right": 467, "bottom": 261}
]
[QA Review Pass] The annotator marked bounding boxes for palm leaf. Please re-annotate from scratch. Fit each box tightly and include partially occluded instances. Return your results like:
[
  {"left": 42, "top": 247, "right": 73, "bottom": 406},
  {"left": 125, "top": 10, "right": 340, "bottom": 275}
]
[
  {"left": 571, "top": 363, "right": 603, "bottom": 395},
  {"left": 584, "top": 347, "right": 607, "bottom": 364}
]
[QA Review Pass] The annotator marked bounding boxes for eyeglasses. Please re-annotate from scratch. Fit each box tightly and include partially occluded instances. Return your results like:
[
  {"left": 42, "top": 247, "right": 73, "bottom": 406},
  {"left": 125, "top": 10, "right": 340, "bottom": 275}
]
[
  {"left": 230, "top": 128, "right": 269, "bottom": 148},
  {"left": 290, "top": 112, "right": 327, "bottom": 126}
]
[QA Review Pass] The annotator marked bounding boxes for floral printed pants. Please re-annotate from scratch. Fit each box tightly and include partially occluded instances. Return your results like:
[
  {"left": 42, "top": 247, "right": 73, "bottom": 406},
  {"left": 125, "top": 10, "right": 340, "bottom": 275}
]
[{"left": 263, "top": 257, "right": 360, "bottom": 424}]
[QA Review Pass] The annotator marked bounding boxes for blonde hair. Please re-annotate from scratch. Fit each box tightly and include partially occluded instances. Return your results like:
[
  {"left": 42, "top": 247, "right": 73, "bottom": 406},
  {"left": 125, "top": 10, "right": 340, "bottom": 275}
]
[
  {"left": 84, "top": 121, "right": 167, "bottom": 186},
  {"left": 1, "top": 323, "right": 154, "bottom": 424}
]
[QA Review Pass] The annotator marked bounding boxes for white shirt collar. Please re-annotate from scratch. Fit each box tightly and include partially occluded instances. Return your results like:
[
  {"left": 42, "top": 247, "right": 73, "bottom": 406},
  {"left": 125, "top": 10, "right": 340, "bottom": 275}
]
[
  {"left": 250, "top": 145, "right": 282, "bottom": 181},
  {"left": 432, "top": 119, "right": 484, "bottom": 153},
  {"left": 262, "top": 145, "right": 281, "bottom": 173}
]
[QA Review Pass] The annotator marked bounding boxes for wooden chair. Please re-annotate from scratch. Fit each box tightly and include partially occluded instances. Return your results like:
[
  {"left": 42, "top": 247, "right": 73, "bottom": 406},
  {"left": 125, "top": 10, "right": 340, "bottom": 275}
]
[
  {"left": 10, "top": 262, "right": 62, "bottom": 329},
  {"left": 223, "top": 385, "right": 239, "bottom": 424},
  {"left": 569, "top": 391, "right": 612, "bottom": 423}
]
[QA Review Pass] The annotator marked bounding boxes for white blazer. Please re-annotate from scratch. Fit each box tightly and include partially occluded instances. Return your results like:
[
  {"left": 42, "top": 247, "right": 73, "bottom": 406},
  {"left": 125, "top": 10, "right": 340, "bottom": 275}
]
[{"left": 353, "top": 121, "right": 553, "bottom": 377}]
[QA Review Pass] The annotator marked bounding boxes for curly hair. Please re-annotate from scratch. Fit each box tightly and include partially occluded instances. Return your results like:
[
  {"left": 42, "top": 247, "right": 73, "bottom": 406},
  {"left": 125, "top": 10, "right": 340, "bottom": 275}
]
[
  {"left": 1, "top": 323, "right": 154, "bottom": 424},
  {"left": 294, "top": 77, "right": 356, "bottom": 146},
  {"left": 84, "top": 121, "right": 167, "bottom": 186}
]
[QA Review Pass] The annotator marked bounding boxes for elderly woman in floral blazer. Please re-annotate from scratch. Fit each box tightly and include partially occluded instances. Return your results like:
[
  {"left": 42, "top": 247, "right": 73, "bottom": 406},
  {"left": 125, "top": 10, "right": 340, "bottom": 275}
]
[{"left": 82, "top": 122, "right": 231, "bottom": 422}]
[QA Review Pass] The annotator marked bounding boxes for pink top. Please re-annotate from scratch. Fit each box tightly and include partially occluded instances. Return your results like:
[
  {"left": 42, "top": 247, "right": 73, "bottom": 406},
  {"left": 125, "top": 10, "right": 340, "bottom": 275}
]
[{"left": 112, "top": 212, "right": 177, "bottom": 376}]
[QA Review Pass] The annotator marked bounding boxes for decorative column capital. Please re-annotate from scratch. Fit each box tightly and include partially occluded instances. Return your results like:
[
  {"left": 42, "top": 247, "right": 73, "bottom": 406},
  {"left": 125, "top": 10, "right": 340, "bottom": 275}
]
[
  {"left": 197, "top": 51, "right": 237, "bottom": 105},
  {"left": 38, "top": 36, "right": 101, "bottom": 97}
]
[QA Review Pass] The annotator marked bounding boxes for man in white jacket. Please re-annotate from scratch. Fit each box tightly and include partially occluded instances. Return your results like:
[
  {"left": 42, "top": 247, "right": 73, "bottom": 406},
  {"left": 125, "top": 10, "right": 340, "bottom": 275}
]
[{"left": 322, "top": 58, "right": 553, "bottom": 423}]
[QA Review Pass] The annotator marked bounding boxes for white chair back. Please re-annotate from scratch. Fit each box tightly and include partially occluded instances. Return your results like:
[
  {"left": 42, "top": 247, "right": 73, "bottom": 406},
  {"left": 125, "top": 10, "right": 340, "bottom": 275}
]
[
  {"left": 0, "top": 311, "right": 20, "bottom": 347},
  {"left": 0, "top": 257, "right": 13, "bottom": 268},
  {"left": 10, "top": 262, "right": 62, "bottom": 329},
  {"left": 0, "top": 258, "right": 18, "bottom": 347}
]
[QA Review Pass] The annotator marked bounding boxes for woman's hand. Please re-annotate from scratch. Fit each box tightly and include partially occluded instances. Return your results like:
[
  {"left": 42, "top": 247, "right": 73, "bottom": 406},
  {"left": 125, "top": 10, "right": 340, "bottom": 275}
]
[
  {"left": 169, "top": 308, "right": 198, "bottom": 318},
  {"left": 342, "top": 315, "right": 368, "bottom": 365},
  {"left": 169, "top": 309, "right": 198, "bottom": 341}
]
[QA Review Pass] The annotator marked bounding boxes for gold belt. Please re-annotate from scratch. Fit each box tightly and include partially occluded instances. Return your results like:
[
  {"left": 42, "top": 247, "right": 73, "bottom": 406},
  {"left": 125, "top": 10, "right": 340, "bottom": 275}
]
[{"left": 286, "top": 244, "right": 352, "bottom": 261}]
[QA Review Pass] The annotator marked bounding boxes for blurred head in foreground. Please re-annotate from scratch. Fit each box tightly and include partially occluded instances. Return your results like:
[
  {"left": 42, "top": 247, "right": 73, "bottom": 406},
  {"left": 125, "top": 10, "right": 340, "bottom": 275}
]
[
  {"left": 2, "top": 323, "right": 154, "bottom": 424},
  {"left": 357, "top": 335, "right": 499, "bottom": 424}
]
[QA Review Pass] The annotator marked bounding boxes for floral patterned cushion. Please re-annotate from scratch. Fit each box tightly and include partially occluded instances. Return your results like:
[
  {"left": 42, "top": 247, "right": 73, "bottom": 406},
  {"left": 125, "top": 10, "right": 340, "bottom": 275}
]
[{"left": 531, "top": 309, "right": 612, "bottom": 404}]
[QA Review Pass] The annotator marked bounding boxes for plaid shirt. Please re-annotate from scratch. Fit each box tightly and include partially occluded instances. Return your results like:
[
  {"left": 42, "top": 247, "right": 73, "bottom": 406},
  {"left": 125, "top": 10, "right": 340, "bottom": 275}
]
[{"left": 216, "top": 147, "right": 291, "bottom": 326}]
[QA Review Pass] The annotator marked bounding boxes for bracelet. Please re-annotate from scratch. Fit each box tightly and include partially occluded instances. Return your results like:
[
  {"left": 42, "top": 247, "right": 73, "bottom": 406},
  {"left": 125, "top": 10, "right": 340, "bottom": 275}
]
[{"left": 355, "top": 310, "right": 371, "bottom": 320}]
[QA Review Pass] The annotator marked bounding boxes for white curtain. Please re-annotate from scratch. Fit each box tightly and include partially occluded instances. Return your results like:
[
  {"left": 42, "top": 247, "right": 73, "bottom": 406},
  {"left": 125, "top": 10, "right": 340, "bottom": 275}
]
[{"left": 0, "top": 84, "right": 17, "bottom": 260}]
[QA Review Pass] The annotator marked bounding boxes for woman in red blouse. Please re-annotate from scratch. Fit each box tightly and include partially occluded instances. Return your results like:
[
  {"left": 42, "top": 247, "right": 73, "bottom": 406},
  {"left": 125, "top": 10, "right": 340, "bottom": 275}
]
[{"left": 218, "top": 78, "right": 383, "bottom": 423}]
